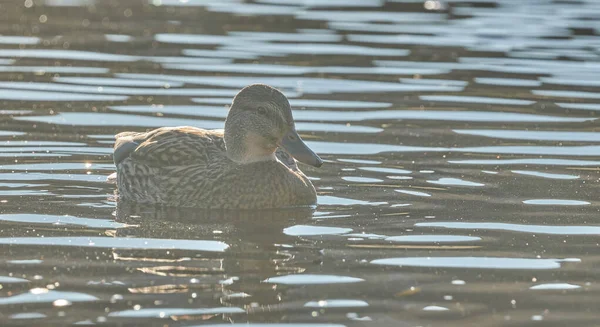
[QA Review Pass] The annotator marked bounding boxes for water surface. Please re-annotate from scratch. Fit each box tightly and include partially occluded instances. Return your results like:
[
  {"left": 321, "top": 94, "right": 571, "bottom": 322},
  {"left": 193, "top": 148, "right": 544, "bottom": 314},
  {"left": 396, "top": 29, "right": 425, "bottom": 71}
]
[{"left": 1, "top": 0, "right": 600, "bottom": 326}]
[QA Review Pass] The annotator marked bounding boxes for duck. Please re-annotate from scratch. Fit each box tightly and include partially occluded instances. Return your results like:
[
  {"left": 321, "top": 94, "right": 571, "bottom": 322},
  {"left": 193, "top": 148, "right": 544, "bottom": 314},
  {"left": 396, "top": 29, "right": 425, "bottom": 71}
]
[{"left": 112, "top": 84, "right": 323, "bottom": 209}]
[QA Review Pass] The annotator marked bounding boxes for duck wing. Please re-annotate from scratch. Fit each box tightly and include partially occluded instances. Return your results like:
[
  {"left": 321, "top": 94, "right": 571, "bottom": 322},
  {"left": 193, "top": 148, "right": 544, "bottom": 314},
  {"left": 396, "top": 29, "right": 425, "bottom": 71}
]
[
  {"left": 113, "top": 126, "right": 305, "bottom": 206},
  {"left": 113, "top": 126, "right": 226, "bottom": 168},
  {"left": 274, "top": 148, "right": 299, "bottom": 171}
]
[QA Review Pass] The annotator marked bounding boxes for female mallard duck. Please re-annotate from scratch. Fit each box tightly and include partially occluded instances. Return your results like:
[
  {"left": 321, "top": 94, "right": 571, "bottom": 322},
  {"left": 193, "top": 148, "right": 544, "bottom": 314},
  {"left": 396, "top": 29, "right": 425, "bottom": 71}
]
[{"left": 112, "top": 84, "right": 323, "bottom": 209}]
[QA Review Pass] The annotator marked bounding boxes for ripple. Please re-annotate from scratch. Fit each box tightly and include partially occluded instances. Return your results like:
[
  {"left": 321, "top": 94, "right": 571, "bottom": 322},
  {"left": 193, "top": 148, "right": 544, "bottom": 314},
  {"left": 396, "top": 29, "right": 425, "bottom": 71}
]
[
  {"left": 0, "top": 49, "right": 142, "bottom": 62},
  {"left": 0, "top": 289, "right": 98, "bottom": 305},
  {"left": 191, "top": 99, "right": 392, "bottom": 109},
  {"left": 533, "top": 90, "right": 600, "bottom": 99},
  {"left": 0, "top": 89, "right": 127, "bottom": 101},
  {"left": 338, "top": 158, "right": 381, "bottom": 164},
  {"left": 292, "top": 99, "right": 392, "bottom": 109},
  {"left": 426, "top": 178, "right": 484, "bottom": 187},
  {"left": 423, "top": 305, "right": 449, "bottom": 311},
  {"left": 388, "top": 176, "right": 413, "bottom": 180},
  {"left": 10, "top": 312, "right": 46, "bottom": 319},
  {"left": 264, "top": 274, "right": 364, "bottom": 285},
  {"left": 297, "top": 123, "right": 381, "bottom": 133},
  {"left": 110, "top": 105, "right": 226, "bottom": 116},
  {"left": 509, "top": 50, "right": 559, "bottom": 59},
  {"left": 182, "top": 48, "right": 261, "bottom": 59},
  {"left": 201, "top": 325, "right": 346, "bottom": 327},
  {"left": 523, "top": 199, "right": 590, "bottom": 206},
  {"left": 349, "top": 33, "right": 479, "bottom": 47},
  {"left": 342, "top": 176, "right": 383, "bottom": 183},
  {"left": 449, "top": 158, "right": 600, "bottom": 166},
  {"left": 0, "top": 276, "right": 29, "bottom": 283},
  {"left": 54, "top": 77, "right": 184, "bottom": 87},
  {"left": 318, "top": 195, "right": 387, "bottom": 206},
  {"left": 360, "top": 167, "right": 411, "bottom": 174},
  {"left": 297, "top": 11, "right": 444, "bottom": 23},
  {"left": 375, "top": 59, "right": 550, "bottom": 74},
  {"left": 0, "top": 237, "right": 229, "bottom": 251},
  {"left": 0, "top": 36, "right": 39, "bottom": 44},
  {"left": 304, "top": 299, "right": 369, "bottom": 308},
  {"left": 345, "top": 233, "right": 387, "bottom": 239},
  {"left": 0, "top": 173, "right": 108, "bottom": 182},
  {"left": 530, "top": 283, "right": 581, "bottom": 290},
  {"left": 208, "top": 3, "right": 300, "bottom": 15},
  {"left": 108, "top": 307, "right": 245, "bottom": 318},
  {"left": 420, "top": 95, "right": 535, "bottom": 106},
  {"left": 0, "top": 66, "right": 109, "bottom": 74},
  {"left": 331, "top": 21, "right": 457, "bottom": 33},
  {"left": 118, "top": 74, "right": 462, "bottom": 94},
  {"left": 0, "top": 153, "right": 63, "bottom": 158},
  {"left": 458, "top": 145, "right": 600, "bottom": 157},
  {"left": 0, "top": 162, "right": 112, "bottom": 170},
  {"left": 15, "top": 112, "right": 223, "bottom": 128},
  {"left": 0, "top": 131, "right": 25, "bottom": 136},
  {"left": 105, "top": 34, "right": 132, "bottom": 42},
  {"left": 154, "top": 0, "right": 240, "bottom": 6},
  {"left": 164, "top": 63, "right": 313, "bottom": 75},
  {"left": 395, "top": 189, "right": 432, "bottom": 197},
  {"left": 416, "top": 222, "right": 600, "bottom": 235},
  {"left": 313, "top": 66, "right": 449, "bottom": 75},
  {"left": 512, "top": 170, "right": 579, "bottom": 180},
  {"left": 44, "top": 0, "right": 97, "bottom": 6},
  {"left": 454, "top": 130, "right": 600, "bottom": 142},
  {"left": 0, "top": 190, "right": 50, "bottom": 196},
  {"left": 259, "top": 0, "right": 381, "bottom": 7},
  {"left": 540, "top": 77, "right": 600, "bottom": 87},
  {"left": 458, "top": 56, "right": 600, "bottom": 70},
  {"left": 371, "top": 257, "right": 571, "bottom": 269},
  {"left": 283, "top": 225, "right": 352, "bottom": 236},
  {"left": 0, "top": 214, "right": 128, "bottom": 228},
  {"left": 0, "top": 140, "right": 85, "bottom": 147},
  {"left": 385, "top": 235, "right": 481, "bottom": 243},
  {"left": 7, "top": 259, "right": 42, "bottom": 264},
  {"left": 0, "top": 146, "right": 109, "bottom": 156},
  {"left": 0, "top": 49, "right": 231, "bottom": 64},
  {"left": 156, "top": 33, "right": 284, "bottom": 45},
  {"left": 0, "top": 81, "right": 237, "bottom": 96},
  {"left": 14, "top": 112, "right": 382, "bottom": 133},
  {"left": 179, "top": 106, "right": 576, "bottom": 123},
  {"left": 556, "top": 103, "right": 600, "bottom": 111},
  {"left": 228, "top": 31, "right": 343, "bottom": 42},
  {"left": 319, "top": 109, "right": 595, "bottom": 123},
  {"left": 475, "top": 78, "right": 542, "bottom": 87},
  {"left": 220, "top": 43, "right": 410, "bottom": 56},
  {"left": 511, "top": 49, "right": 597, "bottom": 60},
  {"left": 399, "top": 78, "right": 468, "bottom": 86}
]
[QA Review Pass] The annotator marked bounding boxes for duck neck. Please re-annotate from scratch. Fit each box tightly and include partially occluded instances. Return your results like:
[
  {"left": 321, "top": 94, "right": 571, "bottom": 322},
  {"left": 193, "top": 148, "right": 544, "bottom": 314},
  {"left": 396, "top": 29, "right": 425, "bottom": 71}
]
[{"left": 224, "top": 126, "right": 277, "bottom": 165}]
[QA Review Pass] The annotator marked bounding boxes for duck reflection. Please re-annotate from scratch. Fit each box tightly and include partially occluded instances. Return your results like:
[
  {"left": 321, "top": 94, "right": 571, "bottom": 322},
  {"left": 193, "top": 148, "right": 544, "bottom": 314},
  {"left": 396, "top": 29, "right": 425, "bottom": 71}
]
[{"left": 111, "top": 201, "right": 317, "bottom": 322}]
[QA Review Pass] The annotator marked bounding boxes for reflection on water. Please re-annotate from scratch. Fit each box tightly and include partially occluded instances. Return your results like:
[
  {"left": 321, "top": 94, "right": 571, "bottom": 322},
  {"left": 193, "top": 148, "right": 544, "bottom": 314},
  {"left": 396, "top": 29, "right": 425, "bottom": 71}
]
[{"left": 1, "top": 0, "right": 600, "bottom": 325}]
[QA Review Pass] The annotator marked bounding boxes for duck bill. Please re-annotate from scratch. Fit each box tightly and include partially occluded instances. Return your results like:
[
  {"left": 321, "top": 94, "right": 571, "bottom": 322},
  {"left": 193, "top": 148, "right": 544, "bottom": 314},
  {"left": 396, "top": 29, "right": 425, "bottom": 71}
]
[{"left": 280, "top": 129, "right": 323, "bottom": 168}]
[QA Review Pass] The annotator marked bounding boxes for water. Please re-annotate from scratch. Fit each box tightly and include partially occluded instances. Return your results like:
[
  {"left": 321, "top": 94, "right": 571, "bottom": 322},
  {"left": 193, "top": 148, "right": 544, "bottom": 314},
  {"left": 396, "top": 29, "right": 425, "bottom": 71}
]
[{"left": 0, "top": 0, "right": 600, "bottom": 325}]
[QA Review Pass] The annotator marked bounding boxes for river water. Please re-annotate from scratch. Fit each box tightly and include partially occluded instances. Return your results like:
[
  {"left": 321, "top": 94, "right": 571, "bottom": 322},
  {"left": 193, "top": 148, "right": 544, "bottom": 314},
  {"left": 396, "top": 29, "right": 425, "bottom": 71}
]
[{"left": 0, "top": 0, "right": 599, "bottom": 326}]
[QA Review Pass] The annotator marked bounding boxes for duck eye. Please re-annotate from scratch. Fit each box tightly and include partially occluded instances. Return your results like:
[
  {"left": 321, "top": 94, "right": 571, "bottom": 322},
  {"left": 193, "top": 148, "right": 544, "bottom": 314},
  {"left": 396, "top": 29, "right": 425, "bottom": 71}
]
[{"left": 257, "top": 106, "right": 267, "bottom": 115}]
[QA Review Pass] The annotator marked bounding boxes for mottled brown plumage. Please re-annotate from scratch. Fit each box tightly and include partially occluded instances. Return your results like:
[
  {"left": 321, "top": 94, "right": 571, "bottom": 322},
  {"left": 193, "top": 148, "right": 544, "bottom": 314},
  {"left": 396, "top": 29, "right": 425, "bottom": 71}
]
[{"left": 113, "top": 84, "right": 322, "bottom": 209}]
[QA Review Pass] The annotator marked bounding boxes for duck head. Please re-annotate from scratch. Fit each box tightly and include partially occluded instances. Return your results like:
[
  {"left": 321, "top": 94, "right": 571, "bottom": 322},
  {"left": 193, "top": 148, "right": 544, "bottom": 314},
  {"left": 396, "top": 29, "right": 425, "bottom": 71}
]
[{"left": 224, "top": 84, "right": 323, "bottom": 167}]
